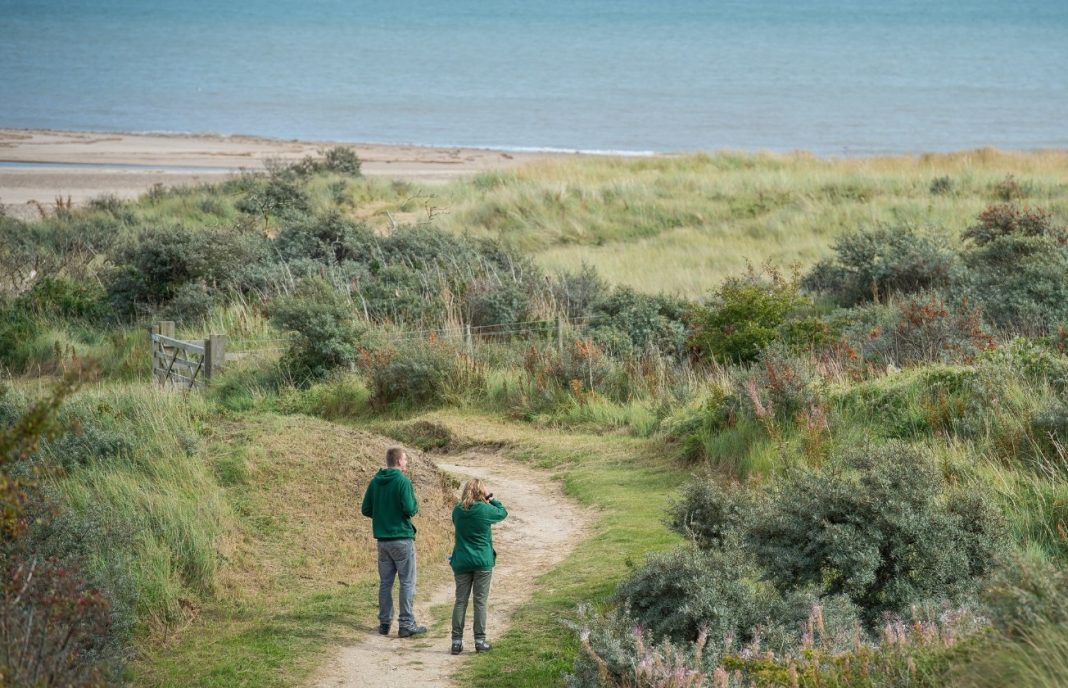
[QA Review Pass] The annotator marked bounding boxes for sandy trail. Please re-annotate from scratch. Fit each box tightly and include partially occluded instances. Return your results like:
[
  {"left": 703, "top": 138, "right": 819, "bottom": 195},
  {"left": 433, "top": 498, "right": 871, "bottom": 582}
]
[{"left": 312, "top": 450, "right": 588, "bottom": 688}]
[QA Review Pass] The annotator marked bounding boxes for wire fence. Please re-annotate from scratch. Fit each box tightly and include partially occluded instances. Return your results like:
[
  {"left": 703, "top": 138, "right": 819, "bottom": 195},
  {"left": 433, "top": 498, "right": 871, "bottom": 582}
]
[{"left": 215, "top": 313, "right": 615, "bottom": 356}]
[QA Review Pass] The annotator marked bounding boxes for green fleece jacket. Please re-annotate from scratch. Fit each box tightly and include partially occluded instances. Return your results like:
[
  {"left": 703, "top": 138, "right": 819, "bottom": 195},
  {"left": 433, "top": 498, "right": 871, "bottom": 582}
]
[
  {"left": 450, "top": 499, "right": 507, "bottom": 573},
  {"left": 361, "top": 468, "right": 419, "bottom": 540}
]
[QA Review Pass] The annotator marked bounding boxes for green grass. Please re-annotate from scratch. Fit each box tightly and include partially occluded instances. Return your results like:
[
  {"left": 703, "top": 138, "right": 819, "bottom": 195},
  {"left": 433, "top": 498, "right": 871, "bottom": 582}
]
[
  {"left": 369, "top": 410, "right": 687, "bottom": 687},
  {"left": 137, "top": 584, "right": 377, "bottom": 688}
]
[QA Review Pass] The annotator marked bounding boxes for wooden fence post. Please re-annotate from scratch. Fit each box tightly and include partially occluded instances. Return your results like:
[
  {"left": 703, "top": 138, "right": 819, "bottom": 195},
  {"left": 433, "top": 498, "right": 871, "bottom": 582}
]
[
  {"left": 557, "top": 315, "right": 565, "bottom": 356},
  {"left": 465, "top": 323, "right": 473, "bottom": 356},
  {"left": 160, "top": 321, "right": 175, "bottom": 339},
  {"left": 151, "top": 322, "right": 161, "bottom": 383},
  {"left": 204, "top": 334, "right": 226, "bottom": 382}
]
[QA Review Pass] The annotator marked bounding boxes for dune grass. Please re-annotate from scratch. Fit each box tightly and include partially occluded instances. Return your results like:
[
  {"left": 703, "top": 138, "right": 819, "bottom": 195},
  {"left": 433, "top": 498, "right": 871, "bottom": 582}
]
[{"left": 45, "top": 147, "right": 1068, "bottom": 299}]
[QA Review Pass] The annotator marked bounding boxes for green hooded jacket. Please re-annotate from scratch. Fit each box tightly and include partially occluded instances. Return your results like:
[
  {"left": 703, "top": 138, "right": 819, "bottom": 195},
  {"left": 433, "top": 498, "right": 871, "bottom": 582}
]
[
  {"left": 450, "top": 499, "right": 507, "bottom": 573},
  {"left": 361, "top": 468, "right": 419, "bottom": 540}
]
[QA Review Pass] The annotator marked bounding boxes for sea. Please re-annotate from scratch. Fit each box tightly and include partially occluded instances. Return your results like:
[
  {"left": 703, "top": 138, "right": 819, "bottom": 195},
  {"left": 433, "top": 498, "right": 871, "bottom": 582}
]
[{"left": 1, "top": 0, "right": 1066, "bottom": 156}]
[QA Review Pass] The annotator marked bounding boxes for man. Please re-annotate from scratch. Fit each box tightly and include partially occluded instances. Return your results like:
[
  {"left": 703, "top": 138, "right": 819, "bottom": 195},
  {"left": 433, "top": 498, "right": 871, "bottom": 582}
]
[{"left": 361, "top": 447, "right": 427, "bottom": 637}]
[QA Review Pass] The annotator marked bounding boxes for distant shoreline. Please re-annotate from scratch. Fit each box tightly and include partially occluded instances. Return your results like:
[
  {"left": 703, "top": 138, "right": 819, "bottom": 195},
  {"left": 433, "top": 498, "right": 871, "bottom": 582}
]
[
  {"left": 0, "top": 128, "right": 569, "bottom": 217},
  {"left": 2, "top": 127, "right": 1066, "bottom": 220}
]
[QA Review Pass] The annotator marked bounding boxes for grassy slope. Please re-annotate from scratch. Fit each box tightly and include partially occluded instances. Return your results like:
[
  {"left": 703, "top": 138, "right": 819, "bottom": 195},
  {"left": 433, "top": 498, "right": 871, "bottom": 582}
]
[{"left": 133, "top": 412, "right": 456, "bottom": 687}]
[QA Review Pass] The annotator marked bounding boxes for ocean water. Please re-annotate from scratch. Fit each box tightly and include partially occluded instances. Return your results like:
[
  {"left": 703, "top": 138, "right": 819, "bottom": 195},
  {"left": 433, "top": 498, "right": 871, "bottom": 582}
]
[{"left": 1, "top": 0, "right": 1066, "bottom": 155}]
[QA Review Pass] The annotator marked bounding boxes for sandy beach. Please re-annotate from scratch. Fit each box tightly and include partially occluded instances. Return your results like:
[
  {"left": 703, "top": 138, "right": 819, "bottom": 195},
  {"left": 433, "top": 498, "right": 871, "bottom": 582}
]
[{"left": 0, "top": 129, "right": 558, "bottom": 218}]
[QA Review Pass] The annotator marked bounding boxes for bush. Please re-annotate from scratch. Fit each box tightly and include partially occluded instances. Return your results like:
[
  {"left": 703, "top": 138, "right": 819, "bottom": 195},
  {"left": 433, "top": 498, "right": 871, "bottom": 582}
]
[
  {"left": 107, "top": 227, "right": 267, "bottom": 317},
  {"left": 0, "top": 554, "right": 115, "bottom": 686},
  {"left": 735, "top": 346, "right": 826, "bottom": 426},
  {"left": 466, "top": 279, "right": 530, "bottom": 329},
  {"left": 614, "top": 545, "right": 777, "bottom": 646},
  {"left": 747, "top": 443, "right": 1007, "bottom": 624},
  {"left": 18, "top": 277, "right": 108, "bottom": 322},
  {"left": 667, "top": 442, "right": 1008, "bottom": 627},
  {"left": 288, "top": 146, "right": 363, "bottom": 177},
  {"left": 687, "top": 266, "right": 808, "bottom": 363},
  {"left": 235, "top": 177, "right": 311, "bottom": 231},
  {"left": 162, "top": 282, "right": 214, "bottom": 323},
  {"left": 366, "top": 342, "right": 476, "bottom": 409},
  {"left": 553, "top": 263, "right": 609, "bottom": 319},
  {"left": 668, "top": 479, "right": 750, "bottom": 549},
  {"left": 274, "top": 213, "right": 375, "bottom": 264},
  {"left": 801, "top": 226, "right": 957, "bottom": 307},
  {"left": 270, "top": 278, "right": 364, "bottom": 383},
  {"left": 521, "top": 339, "right": 619, "bottom": 404},
  {"left": 587, "top": 287, "right": 687, "bottom": 358},
  {"left": 956, "top": 204, "right": 1068, "bottom": 330},
  {"left": 860, "top": 294, "right": 995, "bottom": 366}
]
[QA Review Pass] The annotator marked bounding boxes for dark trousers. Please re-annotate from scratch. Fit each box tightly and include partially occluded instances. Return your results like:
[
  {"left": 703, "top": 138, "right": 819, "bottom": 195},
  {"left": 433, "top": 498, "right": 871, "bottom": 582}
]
[
  {"left": 377, "top": 539, "right": 416, "bottom": 630},
  {"left": 451, "top": 569, "right": 493, "bottom": 641}
]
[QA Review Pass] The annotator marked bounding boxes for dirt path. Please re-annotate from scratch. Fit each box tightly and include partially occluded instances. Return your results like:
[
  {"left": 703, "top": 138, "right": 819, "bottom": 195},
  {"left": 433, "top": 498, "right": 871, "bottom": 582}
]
[{"left": 311, "top": 450, "right": 589, "bottom": 688}]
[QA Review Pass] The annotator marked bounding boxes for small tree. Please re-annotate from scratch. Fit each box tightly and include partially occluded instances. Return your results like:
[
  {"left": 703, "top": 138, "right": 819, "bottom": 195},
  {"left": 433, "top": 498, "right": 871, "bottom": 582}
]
[
  {"left": 687, "top": 266, "right": 808, "bottom": 363},
  {"left": 270, "top": 278, "right": 363, "bottom": 383},
  {"left": 236, "top": 178, "right": 310, "bottom": 233}
]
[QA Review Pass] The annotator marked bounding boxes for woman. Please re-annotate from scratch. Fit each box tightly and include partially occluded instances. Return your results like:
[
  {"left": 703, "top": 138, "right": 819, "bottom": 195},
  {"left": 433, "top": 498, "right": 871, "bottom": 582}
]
[{"left": 449, "top": 478, "right": 507, "bottom": 655}]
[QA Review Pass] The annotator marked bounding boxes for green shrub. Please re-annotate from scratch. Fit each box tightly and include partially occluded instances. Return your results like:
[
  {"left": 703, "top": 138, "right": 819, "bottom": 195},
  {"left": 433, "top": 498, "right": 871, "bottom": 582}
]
[
  {"left": 0, "top": 303, "right": 40, "bottom": 371},
  {"left": 614, "top": 545, "right": 777, "bottom": 646},
  {"left": 747, "top": 443, "right": 1007, "bottom": 624},
  {"left": 366, "top": 341, "right": 476, "bottom": 409},
  {"left": 801, "top": 226, "right": 957, "bottom": 307},
  {"left": 106, "top": 227, "right": 267, "bottom": 317},
  {"left": 667, "top": 479, "right": 750, "bottom": 549},
  {"left": 162, "top": 282, "right": 215, "bottom": 324},
  {"left": 235, "top": 176, "right": 311, "bottom": 231},
  {"left": 288, "top": 146, "right": 363, "bottom": 177},
  {"left": 587, "top": 287, "right": 687, "bottom": 358},
  {"left": 270, "top": 278, "right": 364, "bottom": 383},
  {"left": 956, "top": 205, "right": 1068, "bottom": 331},
  {"left": 274, "top": 212, "right": 375, "bottom": 264},
  {"left": 18, "top": 277, "right": 108, "bottom": 322},
  {"left": 467, "top": 279, "right": 530, "bottom": 329},
  {"left": 553, "top": 263, "right": 609, "bottom": 319},
  {"left": 687, "top": 266, "right": 808, "bottom": 363}
]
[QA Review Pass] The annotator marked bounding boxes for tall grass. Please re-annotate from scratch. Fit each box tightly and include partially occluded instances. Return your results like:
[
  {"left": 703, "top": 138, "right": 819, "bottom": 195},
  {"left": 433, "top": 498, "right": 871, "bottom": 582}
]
[{"left": 15, "top": 381, "right": 226, "bottom": 635}]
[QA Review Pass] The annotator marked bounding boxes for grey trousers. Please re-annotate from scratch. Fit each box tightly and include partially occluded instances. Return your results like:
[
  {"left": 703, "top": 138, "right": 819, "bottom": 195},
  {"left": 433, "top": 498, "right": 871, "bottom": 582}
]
[
  {"left": 377, "top": 539, "right": 417, "bottom": 630},
  {"left": 451, "top": 570, "right": 493, "bottom": 641}
]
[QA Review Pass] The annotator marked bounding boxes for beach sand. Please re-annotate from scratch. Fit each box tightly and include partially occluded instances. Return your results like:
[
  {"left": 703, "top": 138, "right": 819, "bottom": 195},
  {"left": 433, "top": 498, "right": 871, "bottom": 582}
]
[{"left": 0, "top": 129, "right": 558, "bottom": 218}]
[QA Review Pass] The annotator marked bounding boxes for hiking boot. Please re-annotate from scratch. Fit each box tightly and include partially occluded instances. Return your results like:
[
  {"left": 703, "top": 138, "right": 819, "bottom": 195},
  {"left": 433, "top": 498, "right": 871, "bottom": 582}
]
[
  {"left": 474, "top": 640, "right": 492, "bottom": 653},
  {"left": 450, "top": 640, "right": 463, "bottom": 655},
  {"left": 378, "top": 624, "right": 390, "bottom": 636},
  {"left": 398, "top": 624, "right": 428, "bottom": 638}
]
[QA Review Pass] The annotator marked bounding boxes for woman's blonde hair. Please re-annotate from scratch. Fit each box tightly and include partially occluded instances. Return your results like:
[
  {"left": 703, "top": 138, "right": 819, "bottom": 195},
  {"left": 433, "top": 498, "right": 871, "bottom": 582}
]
[{"left": 460, "top": 479, "right": 487, "bottom": 510}]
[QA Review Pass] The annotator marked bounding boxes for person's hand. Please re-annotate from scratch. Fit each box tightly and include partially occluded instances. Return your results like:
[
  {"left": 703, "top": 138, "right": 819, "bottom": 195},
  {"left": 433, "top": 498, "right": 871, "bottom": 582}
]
[{"left": 482, "top": 486, "right": 493, "bottom": 500}]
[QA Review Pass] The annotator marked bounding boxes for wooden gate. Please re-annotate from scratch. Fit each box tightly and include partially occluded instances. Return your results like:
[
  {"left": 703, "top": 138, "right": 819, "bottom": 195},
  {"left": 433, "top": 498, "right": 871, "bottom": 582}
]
[{"left": 150, "top": 321, "right": 225, "bottom": 389}]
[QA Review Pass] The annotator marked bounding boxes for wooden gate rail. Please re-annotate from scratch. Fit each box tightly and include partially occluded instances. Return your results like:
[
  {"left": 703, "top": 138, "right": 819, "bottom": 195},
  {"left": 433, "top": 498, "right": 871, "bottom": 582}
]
[{"left": 151, "top": 321, "right": 225, "bottom": 389}]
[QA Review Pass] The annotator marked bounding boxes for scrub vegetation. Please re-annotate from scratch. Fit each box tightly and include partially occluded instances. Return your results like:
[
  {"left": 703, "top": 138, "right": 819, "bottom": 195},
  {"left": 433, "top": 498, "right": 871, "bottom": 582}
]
[{"left": 2, "top": 147, "right": 1068, "bottom": 686}]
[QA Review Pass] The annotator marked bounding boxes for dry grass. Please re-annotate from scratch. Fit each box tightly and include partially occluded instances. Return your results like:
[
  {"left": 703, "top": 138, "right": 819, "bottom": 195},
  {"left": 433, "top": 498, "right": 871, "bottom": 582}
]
[
  {"left": 210, "top": 413, "right": 455, "bottom": 603},
  {"left": 135, "top": 412, "right": 458, "bottom": 687}
]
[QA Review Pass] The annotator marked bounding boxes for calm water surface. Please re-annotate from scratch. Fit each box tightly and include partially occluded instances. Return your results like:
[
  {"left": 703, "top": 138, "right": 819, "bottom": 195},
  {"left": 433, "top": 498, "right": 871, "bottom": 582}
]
[{"left": 1, "top": 0, "right": 1066, "bottom": 154}]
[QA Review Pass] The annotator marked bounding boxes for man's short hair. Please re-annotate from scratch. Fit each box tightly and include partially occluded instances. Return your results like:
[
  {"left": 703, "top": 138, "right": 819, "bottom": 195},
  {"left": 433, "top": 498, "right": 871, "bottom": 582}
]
[{"left": 386, "top": 447, "right": 406, "bottom": 467}]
